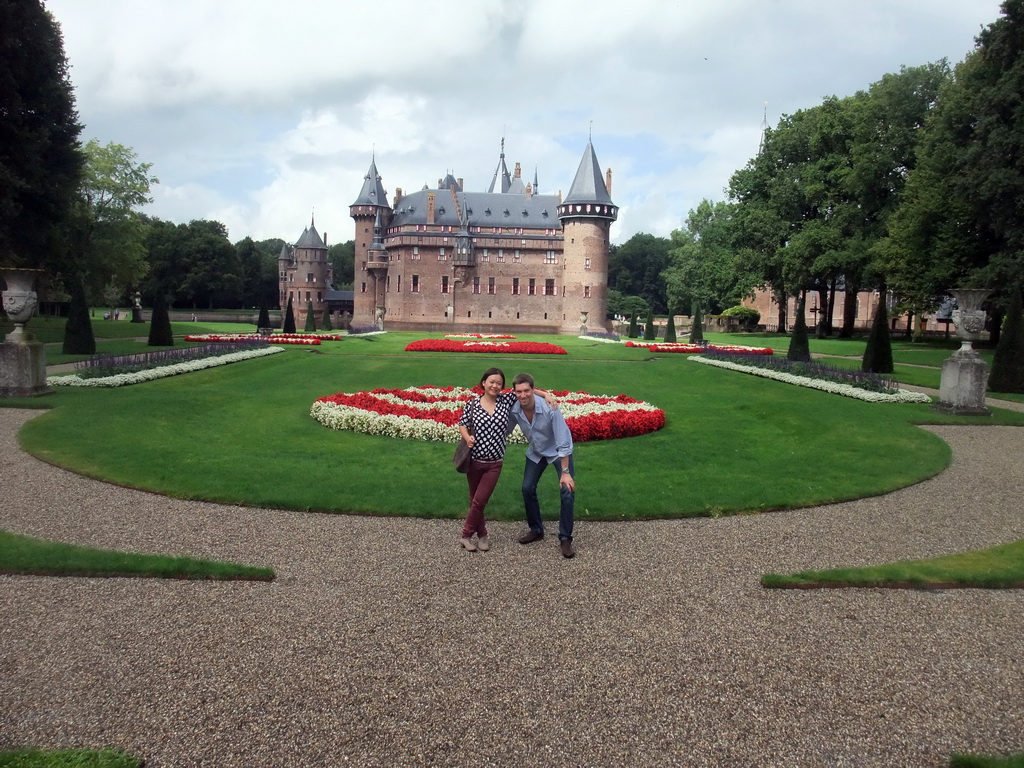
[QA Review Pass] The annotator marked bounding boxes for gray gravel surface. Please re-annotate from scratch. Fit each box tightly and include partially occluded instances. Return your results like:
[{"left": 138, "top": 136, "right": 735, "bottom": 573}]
[{"left": 1, "top": 407, "right": 1022, "bottom": 767}]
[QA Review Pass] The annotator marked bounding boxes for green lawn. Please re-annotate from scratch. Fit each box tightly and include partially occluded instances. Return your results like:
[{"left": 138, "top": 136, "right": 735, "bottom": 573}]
[
  {"left": 12, "top": 331, "right": 1024, "bottom": 520},
  {"left": 762, "top": 538, "right": 1024, "bottom": 589},
  {"left": 0, "top": 529, "right": 274, "bottom": 580},
  {"left": 0, "top": 749, "right": 141, "bottom": 768}
]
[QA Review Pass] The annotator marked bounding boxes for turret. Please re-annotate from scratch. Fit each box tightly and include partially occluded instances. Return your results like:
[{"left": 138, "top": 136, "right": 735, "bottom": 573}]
[
  {"left": 557, "top": 141, "right": 617, "bottom": 334},
  {"left": 350, "top": 158, "right": 391, "bottom": 329}
]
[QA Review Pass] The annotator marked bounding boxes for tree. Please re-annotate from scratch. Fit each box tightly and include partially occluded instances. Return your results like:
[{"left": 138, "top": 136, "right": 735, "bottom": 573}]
[
  {"left": 608, "top": 233, "right": 672, "bottom": 313},
  {"left": 664, "top": 311, "right": 677, "bottom": 343},
  {"left": 787, "top": 294, "right": 811, "bottom": 362},
  {"left": 61, "top": 273, "right": 93, "bottom": 354},
  {"left": 0, "top": 0, "right": 83, "bottom": 268},
  {"left": 304, "top": 301, "right": 316, "bottom": 332},
  {"left": 256, "top": 299, "right": 271, "bottom": 330},
  {"left": 177, "top": 220, "right": 241, "bottom": 308},
  {"left": 861, "top": 294, "right": 894, "bottom": 373},
  {"left": 237, "top": 236, "right": 278, "bottom": 309},
  {"left": 283, "top": 296, "right": 296, "bottom": 334},
  {"left": 989, "top": 284, "right": 1024, "bottom": 393},
  {"left": 643, "top": 308, "right": 657, "bottom": 340},
  {"left": 321, "top": 307, "right": 333, "bottom": 331},
  {"left": 328, "top": 240, "right": 355, "bottom": 290},
  {"left": 664, "top": 200, "right": 738, "bottom": 328},
  {"left": 147, "top": 292, "right": 173, "bottom": 346},
  {"left": 627, "top": 313, "right": 639, "bottom": 339},
  {"left": 689, "top": 305, "right": 704, "bottom": 344}
]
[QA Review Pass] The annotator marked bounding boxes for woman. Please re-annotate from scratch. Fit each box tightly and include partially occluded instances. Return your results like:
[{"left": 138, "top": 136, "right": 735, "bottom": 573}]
[{"left": 457, "top": 367, "right": 553, "bottom": 552}]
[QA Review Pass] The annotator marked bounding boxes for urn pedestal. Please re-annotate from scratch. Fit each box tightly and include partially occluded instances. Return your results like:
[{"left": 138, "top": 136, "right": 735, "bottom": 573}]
[
  {"left": 932, "top": 289, "right": 991, "bottom": 416},
  {"left": 1, "top": 268, "right": 51, "bottom": 397}
]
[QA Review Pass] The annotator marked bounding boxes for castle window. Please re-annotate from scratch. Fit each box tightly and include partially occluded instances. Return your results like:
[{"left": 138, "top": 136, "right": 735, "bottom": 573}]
[
  {"left": 411, "top": 247, "right": 420, "bottom": 260},
  {"left": 584, "top": 285, "right": 591, "bottom": 298},
  {"left": 412, "top": 275, "right": 420, "bottom": 293},
  {"left": 397, "top": 275, "right": 402, "bottom": 293},
  {"left": 307, "top": 273, "right": 314, "bottom": 282},
  {"left": 528, "top": 278, "right": 536, "bottom": 296},
  {"left": 480, "top": 248, "right": 489, "bottom": 262},
  {"left": 497, "top": 250, "right": 505, "bottom": 263},
  {"left": 514, "top": 250, "right": 522, "bottom": 263},
  {"left": 438, "top": 248, "right": 446, "bottom": 261},
  {"left": 386, "top": 277, "right": 391, "bottom": 292},
  {"left": 361, "top": 262, "right": 366, "bottom": 272},
  {"left": 585, "top": 258, "right": 591, "bottom": 270},
  {"left": 512, "top": 278, "right": 520, "bottom": 296},
  {"left": 473, "top": 276, "right": 480, "bottom": 295},
  {"left": 441, "top": 275, "right": 450, "bottom": 294},
  {"left": 317, "top": 291, "right": 322, "bottom": 302},
  {"left": 361, "top": 282, "right": 366, "bottom": 293},
  {"left": 544, "top": 251, "right": 557, "bottom": 264},
  {"left": 488, "top": 277, "right": 495, "bottom": 295},
  {"left": 545, "top": 279, "right": 556, "bottom": 296}
]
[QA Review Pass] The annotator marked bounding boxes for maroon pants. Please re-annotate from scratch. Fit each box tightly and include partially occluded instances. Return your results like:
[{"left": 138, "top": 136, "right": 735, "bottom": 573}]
[{"left": 462, "top": 460, "right": 503, "bottom": 538}]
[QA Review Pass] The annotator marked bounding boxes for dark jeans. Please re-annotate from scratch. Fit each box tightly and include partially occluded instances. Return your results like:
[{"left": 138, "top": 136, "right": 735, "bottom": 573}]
[{"left": 522, "top": 454, "right": 574, "bottom": 541}]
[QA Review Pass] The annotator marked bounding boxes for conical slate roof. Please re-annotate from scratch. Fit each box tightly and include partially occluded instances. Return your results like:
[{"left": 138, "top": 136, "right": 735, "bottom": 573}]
[
  {"left": 562, "top": 141, "right": 613, "bottom": 205},
  {"left": 352, "top": 159, "right": 389, "bottom": 207},
  {"left": 296, "top": 221, "right": 327, "bottom": 249}
]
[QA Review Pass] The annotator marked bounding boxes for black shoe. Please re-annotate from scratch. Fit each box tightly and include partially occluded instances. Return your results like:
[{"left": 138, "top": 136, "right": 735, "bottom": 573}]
[
  {"left": 560, "top": 539, "right": 576, "bottom": 558},
  {"left": 518, "top": 530, "right": 544, "bottom": 544}
]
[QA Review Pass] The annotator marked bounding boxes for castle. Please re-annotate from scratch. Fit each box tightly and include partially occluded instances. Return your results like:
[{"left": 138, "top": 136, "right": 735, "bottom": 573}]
[{"left": 279, "top": 140, "right": 614, "bottom": 336}]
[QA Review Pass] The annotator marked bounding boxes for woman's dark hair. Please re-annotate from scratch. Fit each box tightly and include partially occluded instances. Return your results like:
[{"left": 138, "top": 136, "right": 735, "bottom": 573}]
[{"left": 479, "top": 367, "right": 506, "bottom": 388}]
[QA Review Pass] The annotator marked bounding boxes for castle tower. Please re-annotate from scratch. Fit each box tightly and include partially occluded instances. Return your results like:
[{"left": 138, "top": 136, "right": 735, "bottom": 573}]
[
  {"left": 557, "top": 141, "right": 617, "bottom": 334},
  {"left": 350, "top": 158, "right": 391, "bottom": 328},
  {"left": 287, "top": 218, "right": 329, "bottom": 327}
]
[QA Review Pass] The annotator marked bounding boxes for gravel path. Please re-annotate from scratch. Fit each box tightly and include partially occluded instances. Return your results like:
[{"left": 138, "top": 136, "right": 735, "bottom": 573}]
[{"left": 1, "top": 408, "right": 1022, "bottom": 767}]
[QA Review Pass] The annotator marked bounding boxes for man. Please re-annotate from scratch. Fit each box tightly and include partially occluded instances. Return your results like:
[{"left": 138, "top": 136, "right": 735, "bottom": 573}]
[{"left": 509, "top": 372, "right": 576, "bottom": 558}]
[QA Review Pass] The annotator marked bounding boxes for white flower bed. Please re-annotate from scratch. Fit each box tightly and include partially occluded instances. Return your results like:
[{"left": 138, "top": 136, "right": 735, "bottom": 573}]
[
  {"left": 347, "top": 330, "right": 386, "bottom": 337},
  {"left": 690, "top": 355, "right": 932, "bottom": 403},
  {"left": 47, "top": 346, "right": 284, "bottom": 388},
  {"left": 578, "top": 335, "right": 623, "bottom": 344}
]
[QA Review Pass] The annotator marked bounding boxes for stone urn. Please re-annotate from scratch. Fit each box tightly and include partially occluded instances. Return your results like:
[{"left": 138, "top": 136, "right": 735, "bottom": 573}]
[
  {"left": 1, "top": 267, "right": 41, "bottom": 342},
  {"left": 949, "top": 288, "right": 992, "bottom": 349},
  {"left": 579, "top": 310, "right": 589, "bottom": 336},
  {"left": 933, "top": 288, "right": 992, "bottom": 415}
]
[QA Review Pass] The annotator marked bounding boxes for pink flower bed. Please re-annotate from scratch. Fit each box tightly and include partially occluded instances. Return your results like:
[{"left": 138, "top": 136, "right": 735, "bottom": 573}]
[{"left": 184, "top": 333, "right": 344, "bottom": 346}]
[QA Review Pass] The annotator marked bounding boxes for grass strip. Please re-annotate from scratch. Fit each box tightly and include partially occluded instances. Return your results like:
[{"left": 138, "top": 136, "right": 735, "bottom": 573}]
[
  {"left": 0, "top": 748, "right": 140, "bottom": 768},
  {"left": 950, "top": 754, "right": 1024, "bottom": 768},
  {"left": 0, "top": 530, "right": 274, "bottom": 581},
  {"left": 761, "top": 539, "right": 1024, "bottom": 589}
]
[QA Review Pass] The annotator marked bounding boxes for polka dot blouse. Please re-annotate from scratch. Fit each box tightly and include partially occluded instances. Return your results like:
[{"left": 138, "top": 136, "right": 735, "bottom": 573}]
[{"left": 459, "top": 392, "right": 517, "bottom": 462}]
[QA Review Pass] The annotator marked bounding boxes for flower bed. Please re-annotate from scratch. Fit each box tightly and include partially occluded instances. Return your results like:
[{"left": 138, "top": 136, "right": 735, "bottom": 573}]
[
  {"left": 579, "top": 333, "right": 622, "bottom": 344},
  {"left": 405, "top": 339, "right": 567, "bottom": 355},
  {"left": 310, "top": 386, "right": 665, "bottom": 442},
  {"left": 690, "top": 355, "right": 931, "bottom": 403},
  {"left": 48, "top": 347, "right": 284, "bottom": 388},
  {"left": 444, "top": 333, "right": 516, "bottom": 339},
  {"left": 184, "top": 333, "right": 344, "bottom": 345},
  {"left": 625, "top": 341, "right": 773, "bottom": 355}
]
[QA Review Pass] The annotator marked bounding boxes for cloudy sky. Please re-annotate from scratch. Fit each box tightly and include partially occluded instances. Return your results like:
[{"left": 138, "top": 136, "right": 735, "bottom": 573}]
[{"left": 46, "top": 0, "right": 1003, "bottom": 246}]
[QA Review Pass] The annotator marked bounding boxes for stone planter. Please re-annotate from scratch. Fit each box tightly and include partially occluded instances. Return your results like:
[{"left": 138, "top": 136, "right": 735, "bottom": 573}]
[
  {"left": 933, "top": 288, "right": 992, "bottom": 416},
  {"left": 1, "top": 267, "right": 50, "bottom": 397}
]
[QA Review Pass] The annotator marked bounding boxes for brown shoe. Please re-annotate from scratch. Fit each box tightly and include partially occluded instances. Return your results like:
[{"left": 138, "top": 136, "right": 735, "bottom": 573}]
[
  {"left": 560, "top": 539, "right": 576, "bottom": 558},
  {"left": 518, "top": 530, "right": 544, "bottom": 544},
  {"left": 459, "top": 537, "right": 477, "bottom": 552}
]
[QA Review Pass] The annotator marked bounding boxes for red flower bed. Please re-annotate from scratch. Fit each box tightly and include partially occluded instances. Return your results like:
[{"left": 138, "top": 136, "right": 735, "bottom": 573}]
[
  {"left": 405, "top": 339, "right": 567, "bottom": 355},
  {"left": 184, "top": 332, "right": 344, "bottom": 346}
]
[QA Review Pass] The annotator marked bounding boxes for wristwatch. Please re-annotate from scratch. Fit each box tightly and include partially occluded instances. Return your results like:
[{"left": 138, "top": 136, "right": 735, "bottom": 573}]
[{"left": 561, "top": 467, "right": 570, "bottom": 474}]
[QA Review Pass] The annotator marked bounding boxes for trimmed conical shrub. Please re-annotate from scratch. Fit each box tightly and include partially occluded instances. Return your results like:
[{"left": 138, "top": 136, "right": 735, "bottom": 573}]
[
  {"left": 689, "top": 304, "right": 704, "bottom": 344},
  {"left": 643, "top": 309, "right": 657, "bottom": 340},
  {"left": 989, "top": 286, "right": 1024, "bottom": 393},
  {"left": 256, "top": 299, "right": 270, "bottom": 330},
  {"left": 664, "top": 311, "right": 677, "bottom": 343},
  {"left": 304, "top": 301, "right": 316, "bottom": 332},
  {"left": 147, "top": 293, "right": 174, "bottom": 347},
  {"left": 627, "top": 313, "right": 639, "bottom": 338},
  {"left": 62, "top": 273, "right": 95, "bottom": 354},
  {"left": 283, "top": 296, "right": 296, "bottom": 334},
  {"left": 321, "top": 307, "right": 333, "bottom": 331},
  {"left": 861, "top": 296, "right": 893, "bottom": 373},
  {"left": 787, "top": 294, "right": 811, "bottom": 362}
]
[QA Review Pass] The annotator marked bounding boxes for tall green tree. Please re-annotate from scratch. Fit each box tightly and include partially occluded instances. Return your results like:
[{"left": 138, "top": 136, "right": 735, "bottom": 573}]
[
  {"left": 328, "top": 240, "right": 355, "bottom": 290},
  {"left": 989, "top": 284, "right": 1024, "bottom": 393},
  {"left": 664, "top": 200, "right": 737, "bottom": 325},
  {"left": 0, "top": 0, "right": 83, "bottom": 269},
  {"left": 608, "top": 233, "right": 672, "bottom": 313},
  {"left": 177, "top": 220, "right": 241, "bottom": 309}
]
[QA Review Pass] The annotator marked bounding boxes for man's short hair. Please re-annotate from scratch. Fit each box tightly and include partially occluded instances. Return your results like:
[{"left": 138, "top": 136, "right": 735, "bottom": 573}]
[{"left": 512, "top": 373, "right": 534, "bottom": 389}]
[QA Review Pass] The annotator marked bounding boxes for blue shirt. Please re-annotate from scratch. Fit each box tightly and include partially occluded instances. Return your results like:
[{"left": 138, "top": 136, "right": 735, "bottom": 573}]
[{"left": 510, "top": 394, "right": 574, "bottom": 464}]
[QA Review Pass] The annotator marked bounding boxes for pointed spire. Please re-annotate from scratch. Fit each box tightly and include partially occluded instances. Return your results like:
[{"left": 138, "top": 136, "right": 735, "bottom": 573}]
[
  {"left": 352, "top": 158, "right": 390, "bottom": 207},
  {"left": 563, "top": 141, "right": 614, "bottom": 206},
  {"left": 487, "top": 136, "right": 512, "bottom": 193}
]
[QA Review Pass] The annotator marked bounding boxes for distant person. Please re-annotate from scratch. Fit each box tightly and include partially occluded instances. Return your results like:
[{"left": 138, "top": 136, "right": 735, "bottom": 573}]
[
  {"left": 456, "top": 368, "right": 556, "bottom": 553},
  {"left": 510, "top": 373, "right": 576, "bottom": 558}
]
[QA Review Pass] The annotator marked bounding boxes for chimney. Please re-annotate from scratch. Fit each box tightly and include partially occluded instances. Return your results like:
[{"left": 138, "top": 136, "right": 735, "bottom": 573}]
[
  {"left": 437, "top": 178, "right": 443, "bottom": 189},
  {"left": 526, "top": 182, "right": 533, "bottom": 199},
  {"left": 394, "top": 187, "right": 403, "bottom": 205},
  {"left": 457, "top": 177, "right": 464, "bottom": 191},
  {"left": 513, "top": 162, "right": 522, "bottom": 178},
  {"left": 324, "top": 231, "right": 328, "bottom": 247},
  {"left": 426, "top": 192, "right": 435, "bottom": 225},
  {"left": 605, "top": 168, "right": 613, "bottom": 195}
]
